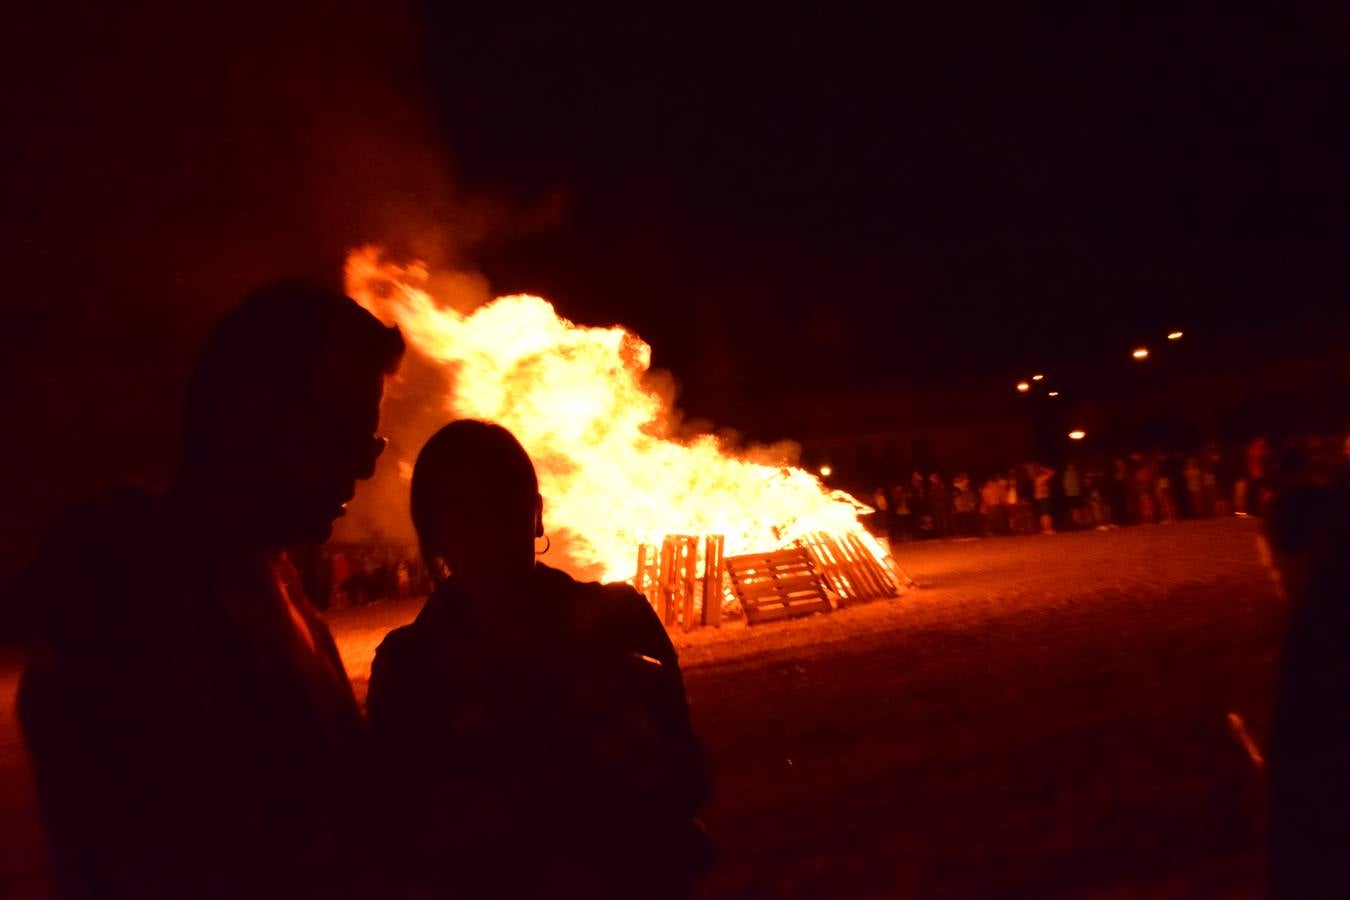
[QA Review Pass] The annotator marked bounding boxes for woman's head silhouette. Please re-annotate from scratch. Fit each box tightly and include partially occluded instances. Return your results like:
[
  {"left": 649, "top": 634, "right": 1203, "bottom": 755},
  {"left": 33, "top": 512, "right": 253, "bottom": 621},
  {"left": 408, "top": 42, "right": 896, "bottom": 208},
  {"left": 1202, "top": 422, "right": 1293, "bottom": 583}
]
[{"left": 411, "top": 420, "right": 543, "bottom": 584}]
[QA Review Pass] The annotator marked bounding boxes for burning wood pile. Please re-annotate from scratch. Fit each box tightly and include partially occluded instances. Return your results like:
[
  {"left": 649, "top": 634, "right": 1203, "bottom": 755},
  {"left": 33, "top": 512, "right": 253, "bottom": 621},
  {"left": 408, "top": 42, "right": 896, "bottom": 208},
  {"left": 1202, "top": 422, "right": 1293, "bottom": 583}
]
[{"left": 346, "top": 246, "right": 909, "bottom": 628}]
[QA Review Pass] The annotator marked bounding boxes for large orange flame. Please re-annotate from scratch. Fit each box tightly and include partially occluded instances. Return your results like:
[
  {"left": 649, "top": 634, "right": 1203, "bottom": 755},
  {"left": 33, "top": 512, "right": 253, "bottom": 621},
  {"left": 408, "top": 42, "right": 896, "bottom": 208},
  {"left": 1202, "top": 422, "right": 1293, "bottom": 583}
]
[{"left": 345, "top": 245, "right": 886, "bottom": 584}]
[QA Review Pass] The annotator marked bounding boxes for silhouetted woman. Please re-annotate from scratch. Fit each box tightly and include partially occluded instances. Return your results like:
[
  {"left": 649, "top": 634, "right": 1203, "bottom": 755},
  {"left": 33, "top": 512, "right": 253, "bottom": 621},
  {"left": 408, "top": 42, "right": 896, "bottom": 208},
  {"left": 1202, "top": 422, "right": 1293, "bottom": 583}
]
[{"left": 367, "top": 420, "right": 712, "bottom": 900}]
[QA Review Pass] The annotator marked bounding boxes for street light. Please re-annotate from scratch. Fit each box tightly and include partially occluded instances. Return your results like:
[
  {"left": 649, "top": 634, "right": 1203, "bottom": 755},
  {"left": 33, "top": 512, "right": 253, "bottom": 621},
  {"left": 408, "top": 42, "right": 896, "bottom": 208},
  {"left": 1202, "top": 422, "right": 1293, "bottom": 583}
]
[
  {"left": 1032, "top": 374, "right": 1045, "bottom": 382},
  {"left": 1068, "top": 430, "right": 1086, "bottom": 441},
  {"left": 1016, "top": 381, "right": 1031, "bottom": 393},
  {"left": 1048, "top": 391, "right": 1060, "bottom": 397},
  {"left": 1132, "top": 347, "right": 1150, "bottom": 360},
  {"left": 1167, "top": 331, "right": 1184, "bottom": 341}
]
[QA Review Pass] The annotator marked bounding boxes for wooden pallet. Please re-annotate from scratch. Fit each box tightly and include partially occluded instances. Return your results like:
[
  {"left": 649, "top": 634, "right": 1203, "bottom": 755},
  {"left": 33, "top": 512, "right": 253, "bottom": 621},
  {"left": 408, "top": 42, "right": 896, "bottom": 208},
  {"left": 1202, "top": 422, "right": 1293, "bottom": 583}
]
[
  {"left": 723, "top": 546, "right": 833, "bottom": 625},
  {"left": 798, "top": 532, "right": 899, "bottom": 606},
  {"left": 635, "top": 535, "right": 726, "bottom": 630}
]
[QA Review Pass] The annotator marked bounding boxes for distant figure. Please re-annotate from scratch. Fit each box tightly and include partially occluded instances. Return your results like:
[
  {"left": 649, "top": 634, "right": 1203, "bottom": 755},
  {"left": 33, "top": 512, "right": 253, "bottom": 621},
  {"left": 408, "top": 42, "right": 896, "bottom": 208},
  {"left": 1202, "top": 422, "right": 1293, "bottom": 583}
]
[
  {"left": 1238, "top": 436, "right": 1272, "bottom": 516},
  {"left": 1210, "top": 445, "right": 1235, "bottom": 517},
  {"left": 1110, "top": 457, "right": 1132, "bottom": 525},
  {"left": 1264, "top": 481, "right": 1350, "bottom": 899},
  {"left": 1155, "top": 454, "right": 1178, "bottom": 523},
  {"left": 952, "top": 472, "right": 978, "bottom": 536},
  {"left": 982, "top": 473, "right": 1007, "bottom": 535},
  {"left": 1183, "top": 456, "right": 1206, "bottom": 518},
  {"left": 928, "top": 472, "right": 954, "bottom": 538},
  {"left": 1033, "top": 464, "right": 1056, "bottom": 534},
  {"left": 18, "top": 283, "right": 405, "bottom": 899},
  {"left": 367, "top": 421, "right": 713, "bottom": 900},
  {"left": 892, "top": 481, "right": 913, "bottom": 541},
  {"left": 1132, "top": 454, "right": 1156, "bottom": 524},
  {"left": 1062, "top": 463, "right": 1084, "bottom": 529},
  {"left": 870, "top": 485, "right": 891, "bottom": 539},
  {"left": 910, "top": 471, "right": 933, "bottom": 538},
  {"left": 1083, "top": 459, "right": 1110, "bottom": 528},
  {"left": 1004, "top": 469, "right": 1023, "bottom": 534}
]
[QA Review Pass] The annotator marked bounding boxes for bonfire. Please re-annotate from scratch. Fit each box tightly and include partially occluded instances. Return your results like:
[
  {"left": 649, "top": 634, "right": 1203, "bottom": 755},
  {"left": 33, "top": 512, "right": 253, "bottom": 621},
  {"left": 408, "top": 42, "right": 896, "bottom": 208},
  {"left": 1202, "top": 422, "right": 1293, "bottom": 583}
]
[{"left": 345, "top": 246, "right": 903, "bottom": 626}]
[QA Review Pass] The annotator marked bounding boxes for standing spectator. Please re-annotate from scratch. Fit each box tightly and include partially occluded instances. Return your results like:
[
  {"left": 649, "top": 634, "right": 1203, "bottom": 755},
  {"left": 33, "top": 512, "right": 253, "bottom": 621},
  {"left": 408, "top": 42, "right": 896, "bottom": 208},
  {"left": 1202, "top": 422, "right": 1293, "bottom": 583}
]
[
  {"left": 891, "top": 482, "right": 912, "bottom": 542},
  {"left": 1156, "top": 454, "right": 1178, "bottom": 523},
  {"left": 1133, "top": 454, "right": 1156, "bottom": 524},
  {"left": 1245, "top": 436, "right": 1272, "bottom": 515},
  {"left": 952, "top": 473, "right": 978, "bottom": 537},
  {"left": 981, "top": 474, "right": 1007, "bottom": 536},
  {"left": 1062, "top": 463, "right": 1084, "bottom": 529},
  {"left": 1085, "top": 460, "right": 1111, "bottom": 528},
  {"left": 396, "top": 559, "right": 412, "bottom": 601},
  {"left": 1033, "top": 464, "right": 1056, "bottom": 534},
  {"left": 870, "top": 486, "right": 891, "bottom": 539},
  {"left": 331, "top": 548, "right": 353, "bottom": 609},
  {"left": 1004, "top": 472, "right": 1020, "bottom": 534},
  {"left": 1211, "top": 445, "right": 1235, "bottom": 517},
  {"left": 1184, "top": 456, "right": 1207, "bottom": 518},
  {"left": 1110, "top": 458, "right": 1132, "bottom": 525},
  {"left": 1015, "top": 465, "right": 1036, "bottom": 534},
  {"left": 910, "top": 471, "right": 933, "bottom": 539},
  {"left": 929, "top": 473, "right": 954, "bottom": 538},
  {"left": 1005, "top": 469, "right": 1027, "bottom": 535}
]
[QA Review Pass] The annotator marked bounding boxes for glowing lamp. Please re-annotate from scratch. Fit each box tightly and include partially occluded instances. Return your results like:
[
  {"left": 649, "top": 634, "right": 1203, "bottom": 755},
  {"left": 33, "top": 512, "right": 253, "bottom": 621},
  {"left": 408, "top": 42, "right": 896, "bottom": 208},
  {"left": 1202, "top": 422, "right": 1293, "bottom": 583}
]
[
  {"left": 1167, "top": 331, "right": 1184, "bottom": 341},
  {"left": 1016, "top": 381, "right": 1031, "bottom": 393},
  {"left": 819, "top": 465, "right": 832, "bottom": 477},
  {"left": 1068, "top": 430, "right": 1086, "bottom": 441},
  {"left": 1132, "top": 347, "right": 1150, "bottom": 360}
]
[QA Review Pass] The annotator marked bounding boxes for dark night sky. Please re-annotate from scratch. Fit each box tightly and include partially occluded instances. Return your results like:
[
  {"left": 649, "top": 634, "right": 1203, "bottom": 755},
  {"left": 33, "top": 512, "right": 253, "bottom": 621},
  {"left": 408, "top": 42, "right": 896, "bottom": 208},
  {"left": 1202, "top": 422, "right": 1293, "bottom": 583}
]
[
  {"left": 415, "top": 4, "right": 1350, "bottom": 408},
  {"left": 3, "top": 2, "right": 1350, "bottom": 578}
]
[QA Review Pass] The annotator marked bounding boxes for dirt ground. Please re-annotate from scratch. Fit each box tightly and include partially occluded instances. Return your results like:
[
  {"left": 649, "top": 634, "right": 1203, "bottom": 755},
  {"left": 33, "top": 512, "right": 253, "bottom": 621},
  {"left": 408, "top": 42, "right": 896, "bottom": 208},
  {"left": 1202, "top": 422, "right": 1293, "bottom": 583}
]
[{"left": 1, "top": 518, "right": 1282, "bottom": 898}]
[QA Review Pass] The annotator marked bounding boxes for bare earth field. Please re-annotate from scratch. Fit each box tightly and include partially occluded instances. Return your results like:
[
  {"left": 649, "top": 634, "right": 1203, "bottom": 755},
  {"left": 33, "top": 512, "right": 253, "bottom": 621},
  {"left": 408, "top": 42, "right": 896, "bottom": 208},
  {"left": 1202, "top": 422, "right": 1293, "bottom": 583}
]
[{"left": 1, "top": 519, "right": 1282, "bottom": 898}]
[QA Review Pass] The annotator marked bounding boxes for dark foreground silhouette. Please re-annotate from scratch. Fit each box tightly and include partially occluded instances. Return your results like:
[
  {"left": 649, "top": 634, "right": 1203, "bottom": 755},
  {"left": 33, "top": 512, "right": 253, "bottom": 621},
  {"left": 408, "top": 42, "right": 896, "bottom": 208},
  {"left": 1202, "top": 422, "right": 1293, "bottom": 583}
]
[
  {"left": 368, "top": 420, "right": 713, "bottom": 900},
  {"left": 1265, "top": 481, "right": 1350, "bottom": 900},
  {"left": 18, "top": 283, "right": 404, "bottom": 899}
]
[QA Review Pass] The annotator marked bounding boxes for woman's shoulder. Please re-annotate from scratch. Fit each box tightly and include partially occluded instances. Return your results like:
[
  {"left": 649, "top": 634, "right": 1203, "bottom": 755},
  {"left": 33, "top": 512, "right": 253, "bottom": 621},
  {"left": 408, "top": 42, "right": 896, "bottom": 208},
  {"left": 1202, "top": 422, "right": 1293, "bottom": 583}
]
[
  {"left": 538, "top": 565, "right": 665, "bottom": 643},
  {"left": 370, "top": 623, "right": 424, "bottom": 686}
]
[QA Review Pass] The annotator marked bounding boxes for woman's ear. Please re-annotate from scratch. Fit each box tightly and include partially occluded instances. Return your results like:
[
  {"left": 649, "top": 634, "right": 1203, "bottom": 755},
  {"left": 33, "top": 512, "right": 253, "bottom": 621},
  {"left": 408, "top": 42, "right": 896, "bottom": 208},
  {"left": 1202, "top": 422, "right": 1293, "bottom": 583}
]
[{"left": 534, "top": 494, "right": 545, "bottom": 538}]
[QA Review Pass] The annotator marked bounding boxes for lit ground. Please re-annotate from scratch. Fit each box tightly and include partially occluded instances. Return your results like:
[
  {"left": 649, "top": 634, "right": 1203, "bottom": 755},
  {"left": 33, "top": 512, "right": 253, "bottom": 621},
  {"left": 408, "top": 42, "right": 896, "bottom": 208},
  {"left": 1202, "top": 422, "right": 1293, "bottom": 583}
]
[{"left": 1, "top": 519, "right": 1282, "bottom": 898}]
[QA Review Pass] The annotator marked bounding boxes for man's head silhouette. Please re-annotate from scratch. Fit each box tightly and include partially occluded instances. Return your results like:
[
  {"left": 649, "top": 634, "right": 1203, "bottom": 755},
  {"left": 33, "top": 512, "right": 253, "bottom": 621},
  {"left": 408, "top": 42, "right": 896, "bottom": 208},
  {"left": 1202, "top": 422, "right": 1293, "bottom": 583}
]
[{"left": 179, "top": 280, "right": 404, "bottom": 548}]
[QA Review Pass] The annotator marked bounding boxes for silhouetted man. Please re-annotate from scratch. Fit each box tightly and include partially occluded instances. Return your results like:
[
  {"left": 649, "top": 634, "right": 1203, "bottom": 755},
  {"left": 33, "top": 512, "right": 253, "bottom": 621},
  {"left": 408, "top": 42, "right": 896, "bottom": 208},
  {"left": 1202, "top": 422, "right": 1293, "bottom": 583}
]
[{"left": 19, "top": 282, "right": 404, "bottom": 899}]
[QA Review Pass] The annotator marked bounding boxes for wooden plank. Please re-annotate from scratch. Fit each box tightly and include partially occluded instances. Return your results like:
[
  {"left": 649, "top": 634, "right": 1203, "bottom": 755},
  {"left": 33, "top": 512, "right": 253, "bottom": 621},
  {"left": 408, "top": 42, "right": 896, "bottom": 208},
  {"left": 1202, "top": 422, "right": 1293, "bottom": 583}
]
[
  {"left": 658, "top": 539, "right": 676, "bottom": 626},
  {"left": 736, "top": 577, "right": 827, "bottom": 599},
  {"left": 725, "top": 560, "right": 816, "bottom": 576},
  {"left": 702, "top": 536, "right": 724, "bottom": 628},
  {"left": 679, "top": 536, "right": 698, "bottom": 633}
]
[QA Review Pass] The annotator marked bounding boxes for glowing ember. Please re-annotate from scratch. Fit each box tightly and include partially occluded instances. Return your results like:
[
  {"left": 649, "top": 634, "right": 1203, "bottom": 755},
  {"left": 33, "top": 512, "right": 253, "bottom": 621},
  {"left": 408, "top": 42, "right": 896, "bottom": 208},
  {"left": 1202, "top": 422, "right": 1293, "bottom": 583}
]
[
  {"left": 1132, "top": 347, "right": 1150, "bottom": 360},
  {"left": 1068, "top": 430, "right": 1087, "bottom": 441},
  {"left": 344, "top": 246, "right": 887, "bottom": 584},
  {"left": 1016, "top": 381, "right": 1031, "bottom": 393}
]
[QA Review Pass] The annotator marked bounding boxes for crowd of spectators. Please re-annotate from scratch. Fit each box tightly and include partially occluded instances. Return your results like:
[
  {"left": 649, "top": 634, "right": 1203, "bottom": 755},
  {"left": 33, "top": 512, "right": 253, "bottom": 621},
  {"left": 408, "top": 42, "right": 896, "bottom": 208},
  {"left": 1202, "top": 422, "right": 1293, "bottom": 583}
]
[
  {"left": 869, "top": 432, "right": 1350, "bottom": 542},
  {"left": 291, "top": 543, "right": 432, "bottom": 610}
]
